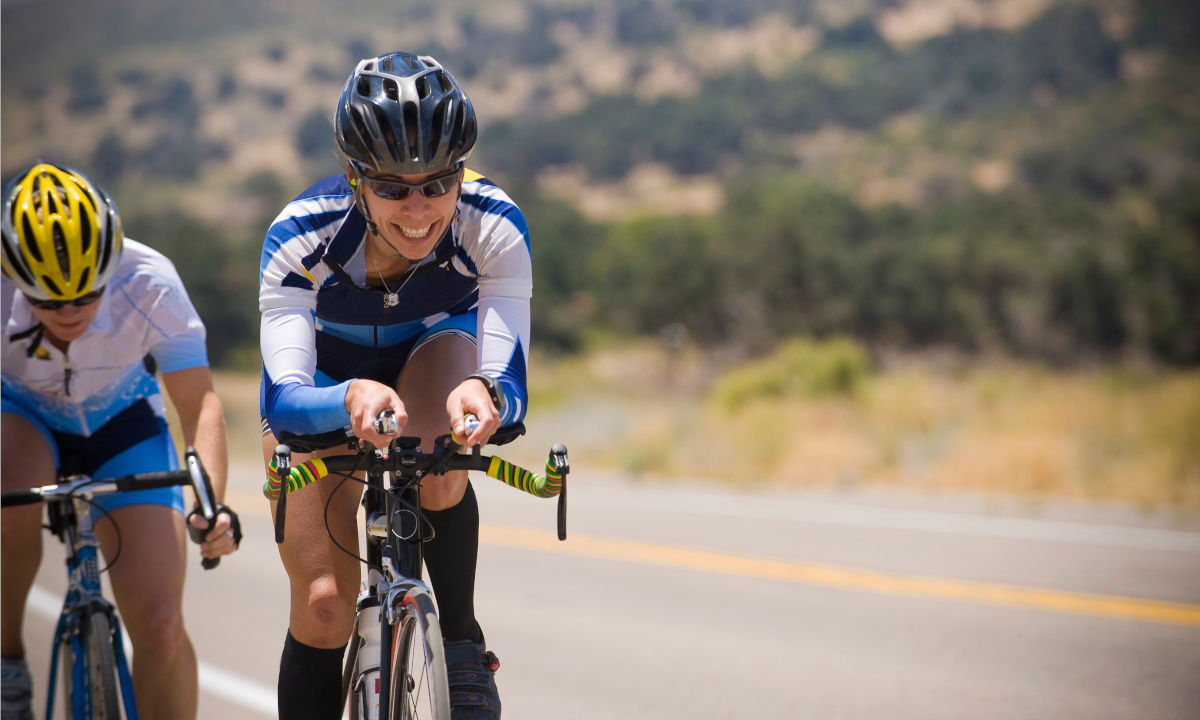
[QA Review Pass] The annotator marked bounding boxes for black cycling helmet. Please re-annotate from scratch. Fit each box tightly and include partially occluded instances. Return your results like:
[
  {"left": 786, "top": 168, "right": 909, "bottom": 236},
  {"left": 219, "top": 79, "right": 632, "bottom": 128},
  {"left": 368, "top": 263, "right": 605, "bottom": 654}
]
[{"left": 335, "top": 52, "right": 477, "bottom": 176}]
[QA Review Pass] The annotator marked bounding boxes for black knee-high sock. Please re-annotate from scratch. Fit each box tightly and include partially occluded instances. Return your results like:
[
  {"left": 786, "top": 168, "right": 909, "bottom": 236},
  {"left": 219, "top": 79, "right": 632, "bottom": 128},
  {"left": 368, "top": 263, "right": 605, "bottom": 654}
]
[
  {"left": 422, "top": 481, "right": 484, "bottom": 643},
  {"left": 278, "top": 631, "right": 346, "bottom": 720}
]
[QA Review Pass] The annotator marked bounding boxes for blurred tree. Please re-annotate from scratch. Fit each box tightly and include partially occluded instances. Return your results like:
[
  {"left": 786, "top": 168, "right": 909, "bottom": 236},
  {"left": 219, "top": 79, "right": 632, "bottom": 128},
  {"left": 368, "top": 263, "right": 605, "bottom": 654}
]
[
  {"left": 519, "top": 189, "right": 601, "bottom": 352},
  {"left": 90, "top": 132, "right": 129, "bottom": 184},
  {"left": 215, "top": 71, "right": 237, "bottom": 101},
  {"left": 65, "top": 63, "right": 107, "bottom": 114},
  {"left": 125, "top": 212, "right": 258, "bottom": 368},
  {"left": 1130, "top": 0, "right": 1200, "bottom": 54},
  {"left": 296, "top": 109, "right": 333, "bottom": 160}
]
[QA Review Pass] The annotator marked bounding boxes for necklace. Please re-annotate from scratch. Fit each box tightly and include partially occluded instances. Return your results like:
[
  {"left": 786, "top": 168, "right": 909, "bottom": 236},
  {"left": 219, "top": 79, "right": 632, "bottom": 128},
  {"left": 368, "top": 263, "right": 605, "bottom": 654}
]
[{"left": 373, "top": 259, "right": 409, "bottom": 308}]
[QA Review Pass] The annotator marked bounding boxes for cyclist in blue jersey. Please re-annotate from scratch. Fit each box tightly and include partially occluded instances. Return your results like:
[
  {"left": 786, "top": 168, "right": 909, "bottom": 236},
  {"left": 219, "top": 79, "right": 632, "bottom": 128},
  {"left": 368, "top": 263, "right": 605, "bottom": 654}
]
[
  {"left": 0, "top": 162, "right": 242, "bottom": 720},
  {"left": 259, "top": 52, "right": 529, "bottom": 719}
]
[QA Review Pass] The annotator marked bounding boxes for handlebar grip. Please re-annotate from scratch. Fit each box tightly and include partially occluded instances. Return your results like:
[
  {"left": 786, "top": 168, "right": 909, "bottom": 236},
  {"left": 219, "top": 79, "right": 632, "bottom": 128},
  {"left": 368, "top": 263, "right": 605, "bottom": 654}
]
[
  {"left": 263, "top": 457, "right": 329, "bottom": 501},
  {"left": 114, "top": 471, "right": 189, "bottom": 491},
  {"left": 0, "top": 488, "right": 43, "bottom": 507},
  {"left": 485, "top": 453, "right": 565, "bottom": 498}
]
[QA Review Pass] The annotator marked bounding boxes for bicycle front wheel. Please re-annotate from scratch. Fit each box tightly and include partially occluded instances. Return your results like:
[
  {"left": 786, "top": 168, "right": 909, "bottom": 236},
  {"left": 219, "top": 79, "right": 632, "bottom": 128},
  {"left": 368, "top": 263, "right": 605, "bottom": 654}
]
[
  {"left": 64, "top": 611, "right": 123, "bottom": 719},
  {"left": 85, "top": 611, "right": 122, "bottom": 719},
  {"left": 386, "top": 587, "right": 451, "bottom": 720}
]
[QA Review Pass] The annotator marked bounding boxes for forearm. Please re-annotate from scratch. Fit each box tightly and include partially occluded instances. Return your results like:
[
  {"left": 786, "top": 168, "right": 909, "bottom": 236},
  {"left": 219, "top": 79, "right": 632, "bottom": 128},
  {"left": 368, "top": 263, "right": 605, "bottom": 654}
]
[
  {"left": 184, "top": 389, "right": 229, "bottom": 504},
  {"left": 162, "top": 366, "right": 230, "bottom": 505}
]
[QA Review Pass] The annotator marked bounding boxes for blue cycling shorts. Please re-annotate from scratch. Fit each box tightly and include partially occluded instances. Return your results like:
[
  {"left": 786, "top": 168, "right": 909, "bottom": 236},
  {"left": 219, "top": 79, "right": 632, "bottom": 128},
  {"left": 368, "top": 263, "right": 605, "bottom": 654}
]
[
  {"left": 1, "top": 394, "right": 185, "bottom": 516},
  {"left": 312, "top": 309, "right": 478, "bottom": 389}
]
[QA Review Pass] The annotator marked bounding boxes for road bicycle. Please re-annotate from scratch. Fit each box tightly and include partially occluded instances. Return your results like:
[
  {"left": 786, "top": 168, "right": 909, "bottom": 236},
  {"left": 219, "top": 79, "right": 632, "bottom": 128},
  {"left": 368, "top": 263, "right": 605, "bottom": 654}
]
[
  {"left": 265, "top": 412, "right": 569, "bottom": 720},
  {"left": 0, "top": 447, "right": 224, "bottom": 720}
]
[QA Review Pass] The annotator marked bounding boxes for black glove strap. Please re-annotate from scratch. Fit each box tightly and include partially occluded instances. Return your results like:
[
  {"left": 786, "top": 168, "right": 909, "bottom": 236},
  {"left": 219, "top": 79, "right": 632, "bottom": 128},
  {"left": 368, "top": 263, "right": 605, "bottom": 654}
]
[{"left": 187, "top": 504, "right": 243, "bottom": 547}]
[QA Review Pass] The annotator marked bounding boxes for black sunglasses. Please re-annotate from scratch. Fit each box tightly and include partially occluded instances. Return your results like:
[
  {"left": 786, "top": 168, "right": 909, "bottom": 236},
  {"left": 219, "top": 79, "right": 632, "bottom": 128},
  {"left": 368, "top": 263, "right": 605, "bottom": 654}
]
[
  {"left": 24, "top": 288, "right": 105, "bottom": 311},
  {"left": 353, "top": 165, "right": 462, "bottom": 201}
]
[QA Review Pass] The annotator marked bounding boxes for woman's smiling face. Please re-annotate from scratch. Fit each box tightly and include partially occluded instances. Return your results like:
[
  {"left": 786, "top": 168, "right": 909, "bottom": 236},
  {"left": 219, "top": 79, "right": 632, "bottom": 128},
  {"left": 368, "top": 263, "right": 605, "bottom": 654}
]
[{"left": 352, "top": 166, "right": 462, "bottom": 261}]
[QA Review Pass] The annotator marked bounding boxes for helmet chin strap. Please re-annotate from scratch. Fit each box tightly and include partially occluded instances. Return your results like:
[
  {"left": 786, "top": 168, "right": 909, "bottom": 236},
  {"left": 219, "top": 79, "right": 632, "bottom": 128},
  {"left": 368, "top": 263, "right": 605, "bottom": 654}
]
[{"left": 351, "top": 183, "right": 396, "bottom": 254}]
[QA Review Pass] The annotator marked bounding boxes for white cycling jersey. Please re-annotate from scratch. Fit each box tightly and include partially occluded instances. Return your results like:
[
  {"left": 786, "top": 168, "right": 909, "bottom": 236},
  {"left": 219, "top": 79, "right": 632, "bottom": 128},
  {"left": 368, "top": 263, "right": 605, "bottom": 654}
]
[{"left": 1, "top": 239, "right": 209, "bottom": 436}]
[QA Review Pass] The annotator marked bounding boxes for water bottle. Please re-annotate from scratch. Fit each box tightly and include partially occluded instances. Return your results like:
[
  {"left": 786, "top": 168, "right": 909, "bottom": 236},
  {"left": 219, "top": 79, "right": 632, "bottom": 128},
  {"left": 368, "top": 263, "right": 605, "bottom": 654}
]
[{"left": 356, "top": 602, "right": 382, "bottom": 720}]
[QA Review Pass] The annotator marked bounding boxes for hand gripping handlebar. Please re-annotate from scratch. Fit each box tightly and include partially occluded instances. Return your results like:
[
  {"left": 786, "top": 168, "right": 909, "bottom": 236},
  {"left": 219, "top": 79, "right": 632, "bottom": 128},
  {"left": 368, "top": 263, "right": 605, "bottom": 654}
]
[{"left": 264, "top": 413, "right": 571, "bottom": 541}]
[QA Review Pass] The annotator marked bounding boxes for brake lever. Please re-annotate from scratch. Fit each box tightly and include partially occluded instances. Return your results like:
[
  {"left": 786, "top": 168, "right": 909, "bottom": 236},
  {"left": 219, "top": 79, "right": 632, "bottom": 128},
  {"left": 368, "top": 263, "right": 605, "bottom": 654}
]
[
  {"left": 273, "top": 445, "right": 291, "bottom": 544},
  {"left": 184, "top": 447, "right": 221, "bottom": 569},
  {"left": 551, "top": 444, "right": 569, "bottom": 541}
]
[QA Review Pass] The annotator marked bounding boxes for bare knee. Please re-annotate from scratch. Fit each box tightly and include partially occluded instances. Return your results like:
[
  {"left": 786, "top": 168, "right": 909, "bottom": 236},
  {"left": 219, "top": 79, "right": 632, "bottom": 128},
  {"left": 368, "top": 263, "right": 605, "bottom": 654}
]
[
  {"left": 293, "top": 577, "right": 357, "bottom": 646},
  {"left": 123, "top": 600, "right": 188, "bottom": 663}
]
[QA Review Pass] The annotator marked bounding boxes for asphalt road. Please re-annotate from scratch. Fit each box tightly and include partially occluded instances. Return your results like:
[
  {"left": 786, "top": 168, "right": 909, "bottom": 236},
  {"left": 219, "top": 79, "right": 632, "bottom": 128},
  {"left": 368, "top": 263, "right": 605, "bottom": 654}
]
[{"left": 20, "top": 460, "right": 1200, "bottom": 719}]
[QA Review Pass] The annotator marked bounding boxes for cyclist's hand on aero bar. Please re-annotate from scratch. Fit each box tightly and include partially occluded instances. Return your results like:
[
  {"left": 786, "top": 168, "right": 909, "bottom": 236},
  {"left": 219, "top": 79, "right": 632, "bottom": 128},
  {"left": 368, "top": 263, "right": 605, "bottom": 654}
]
[
  {"left": 346, "top": 378, "right": 406, "bottom": 448},
  {"left": 188, "top": 506, "right": 243, "bottom": 561},
  {"left": 447, "top": 376, "right": 500, "bottom": 447}
]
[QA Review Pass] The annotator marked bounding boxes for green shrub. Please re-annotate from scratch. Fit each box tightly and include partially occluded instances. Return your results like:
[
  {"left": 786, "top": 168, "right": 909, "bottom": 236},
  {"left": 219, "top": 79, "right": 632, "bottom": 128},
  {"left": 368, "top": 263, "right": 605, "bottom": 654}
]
[{"left": 711, "top": 337, "right": 871, "bottom": 411}]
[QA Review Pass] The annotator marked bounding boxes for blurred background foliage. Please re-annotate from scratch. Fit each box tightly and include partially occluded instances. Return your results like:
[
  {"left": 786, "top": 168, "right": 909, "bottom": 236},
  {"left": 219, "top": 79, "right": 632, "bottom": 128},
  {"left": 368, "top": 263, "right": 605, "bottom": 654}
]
[
  {"left": 3, "top": 0, "right": 1196, "bottom": 369},
  {"left": 3, "top": 0, "right": 1198, "bottom": 504}
]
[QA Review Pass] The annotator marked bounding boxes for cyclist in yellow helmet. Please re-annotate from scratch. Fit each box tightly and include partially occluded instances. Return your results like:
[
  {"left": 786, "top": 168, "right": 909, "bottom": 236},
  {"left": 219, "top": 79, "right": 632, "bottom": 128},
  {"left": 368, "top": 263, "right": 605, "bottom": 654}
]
[{"left": 1, "top": 162, "right": 242, "bottom": 720}]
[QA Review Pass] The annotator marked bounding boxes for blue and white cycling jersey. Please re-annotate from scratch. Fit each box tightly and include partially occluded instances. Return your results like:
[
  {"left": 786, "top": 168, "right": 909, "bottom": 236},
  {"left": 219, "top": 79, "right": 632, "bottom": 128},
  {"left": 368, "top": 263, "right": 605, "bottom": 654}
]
[
  {"left": 259, "top": 170, "right": 532, "bottom": 435},
  {"left": 1, "top": 239, "right": 209, "bottom": 437}
]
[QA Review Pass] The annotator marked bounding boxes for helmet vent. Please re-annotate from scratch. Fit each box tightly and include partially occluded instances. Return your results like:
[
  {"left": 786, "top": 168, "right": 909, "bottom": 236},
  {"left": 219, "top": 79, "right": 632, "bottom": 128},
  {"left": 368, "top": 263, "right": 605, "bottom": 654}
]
[
  {"left": 415, "top": 76, "right": 430, "bottom": 100},
  {"left": 373, "top": 105, "right": 400, "bottom": 160},
  {"left": 41, "top": 275, "right": 62, "bottom": 296},
  {"left": 79, "top": 186, "right": 97, "bottom": 213},
  {"left": 451, "top": 102, "right": 465, "bottom": 140},
  {"left": 76, "top": 267, "right": 91, "bottom": 294},
  {"left": 402, "top": 102, "right": 420, "bottom": 159},
  {"left": 430, "top": 98, "right": 447, "bottom": 158},
  {"left": 51, "top": 222, "right": 71, "bottom": 276},
  {"left": 383, "top": 79, "right": 399, "bottom": 101},
  {"left": 435, "top": 71, "right": 452, "bottom": 93},
  {"left": 460, "top": 112, "right": 475, "bottom": 144},
  {"left": 44, "top": 184, "right": 62, "bottom": 216},
  {"left": 1, "top": 242, "right": 35, "bottom": 285},
  {"left": 356, "top": 77, "right": 372, "bottom": 97},
  {"left": 350, "top": 107, "right": 371, "bottom": 147},
  {"left": 97, "top": 222, "right": 117, "bottom": 276},
  {"left": 405, "top": 55, "right": 422, "bottom": 71},
  {"left": 20, "top": 215, "right": 43, "bottom": 263},
  {"left": 78, "top": 211, "right": 93, "bottom": 255}
]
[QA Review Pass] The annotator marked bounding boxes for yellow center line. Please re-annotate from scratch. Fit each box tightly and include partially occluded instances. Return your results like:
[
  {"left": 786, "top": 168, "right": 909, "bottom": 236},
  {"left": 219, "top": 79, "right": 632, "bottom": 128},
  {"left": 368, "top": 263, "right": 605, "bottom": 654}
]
[
  {"left": 481, "top": 524, "right": 1200, "bottom": 629},
  {"left": 231, "top": 488, "right": 1200, "bottom": 629}
]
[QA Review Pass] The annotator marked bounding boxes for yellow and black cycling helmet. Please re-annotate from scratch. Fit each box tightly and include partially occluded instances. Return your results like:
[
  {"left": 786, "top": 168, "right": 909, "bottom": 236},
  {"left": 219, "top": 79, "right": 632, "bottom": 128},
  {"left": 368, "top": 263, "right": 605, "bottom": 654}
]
[{"left": 1, "top": 162, "right": 123, "bottom": 301}]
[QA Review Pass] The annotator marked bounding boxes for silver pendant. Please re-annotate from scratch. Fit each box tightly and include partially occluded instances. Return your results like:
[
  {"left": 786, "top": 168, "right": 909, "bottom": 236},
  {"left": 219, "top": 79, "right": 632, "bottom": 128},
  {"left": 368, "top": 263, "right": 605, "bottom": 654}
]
[{"left": 383, "top": 292, "right": 399, "bottom": 308}]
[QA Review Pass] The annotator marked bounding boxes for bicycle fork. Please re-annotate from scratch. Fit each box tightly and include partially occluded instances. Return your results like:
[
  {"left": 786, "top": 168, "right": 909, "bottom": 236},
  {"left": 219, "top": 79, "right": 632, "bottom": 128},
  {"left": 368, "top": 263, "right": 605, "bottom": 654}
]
[
  {"left": 349, "top": 480, "right": 426, "bottom": 720},
  {"left": 45, "top": 500, "right": 138, "bottom": 720}
]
